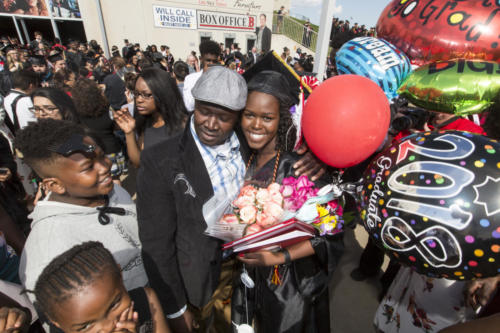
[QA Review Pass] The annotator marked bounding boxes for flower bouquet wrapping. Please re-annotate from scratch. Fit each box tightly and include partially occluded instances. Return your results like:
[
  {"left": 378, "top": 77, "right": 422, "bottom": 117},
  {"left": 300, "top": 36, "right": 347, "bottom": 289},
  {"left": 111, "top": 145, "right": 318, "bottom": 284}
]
[{"left": 205, "top": 175, "right": 347, "bottom": 254}]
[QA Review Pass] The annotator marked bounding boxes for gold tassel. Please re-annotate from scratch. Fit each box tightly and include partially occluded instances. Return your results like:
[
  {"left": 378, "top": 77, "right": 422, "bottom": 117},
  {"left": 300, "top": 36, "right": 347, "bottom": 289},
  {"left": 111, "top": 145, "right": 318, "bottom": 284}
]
[{"left": 271, "top": 265, "right": 282, "bottom": 285}]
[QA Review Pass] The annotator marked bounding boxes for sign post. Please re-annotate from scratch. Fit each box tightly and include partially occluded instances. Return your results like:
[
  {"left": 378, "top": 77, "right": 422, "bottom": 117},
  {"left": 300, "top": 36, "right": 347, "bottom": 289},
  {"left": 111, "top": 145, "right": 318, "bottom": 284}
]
[{"left": 313, "top": 0, "right": 337, "bottom": 81}]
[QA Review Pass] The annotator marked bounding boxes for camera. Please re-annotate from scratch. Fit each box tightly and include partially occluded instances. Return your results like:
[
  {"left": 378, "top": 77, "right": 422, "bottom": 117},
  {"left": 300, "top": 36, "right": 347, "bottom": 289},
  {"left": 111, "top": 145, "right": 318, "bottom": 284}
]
[{"left": 390, "top": 97, "right": 434, "bottom": 133}]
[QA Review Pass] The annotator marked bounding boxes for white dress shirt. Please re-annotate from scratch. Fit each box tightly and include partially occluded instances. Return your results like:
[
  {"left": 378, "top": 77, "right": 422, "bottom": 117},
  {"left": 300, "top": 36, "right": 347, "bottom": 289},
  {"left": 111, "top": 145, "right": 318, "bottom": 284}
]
[{"left": 182, "top": 70, "right": 203, "bottom": 112}]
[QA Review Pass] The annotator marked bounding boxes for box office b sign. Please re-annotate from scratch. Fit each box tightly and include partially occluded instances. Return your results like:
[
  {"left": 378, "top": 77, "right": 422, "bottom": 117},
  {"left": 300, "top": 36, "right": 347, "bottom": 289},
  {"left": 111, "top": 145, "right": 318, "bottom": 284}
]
[
  {"left": 197, "top": 10, "right": 256, "bottom": 31},
  {"left": 153, "top": 5, "right": 197, "bottom": 29}
]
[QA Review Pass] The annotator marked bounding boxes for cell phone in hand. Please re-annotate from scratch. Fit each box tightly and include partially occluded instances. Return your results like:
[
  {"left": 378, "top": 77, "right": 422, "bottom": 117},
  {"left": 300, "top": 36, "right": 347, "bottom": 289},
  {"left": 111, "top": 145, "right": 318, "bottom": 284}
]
[{"left": 0, "top": 168, "right": 9, "bottom": 175}]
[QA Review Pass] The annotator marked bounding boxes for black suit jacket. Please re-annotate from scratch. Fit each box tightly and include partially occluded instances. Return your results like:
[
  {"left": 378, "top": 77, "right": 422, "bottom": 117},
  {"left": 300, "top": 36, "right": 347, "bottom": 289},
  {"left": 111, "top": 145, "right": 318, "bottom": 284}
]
[
  {"left": 256, "top": 26, "right": 272, "bottom": 53},
  {"left": 137, "top": 122, "right": 250, "bottom": 314},
  {"left": 103, "top": 73, "right": 127, "bottom": 111}
]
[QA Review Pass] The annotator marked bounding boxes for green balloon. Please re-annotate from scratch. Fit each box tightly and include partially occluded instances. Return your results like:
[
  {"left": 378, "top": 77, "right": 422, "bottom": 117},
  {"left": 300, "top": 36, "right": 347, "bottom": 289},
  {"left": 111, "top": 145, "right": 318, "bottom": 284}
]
[{"left": 397, "top": 60, "right": 500, "bottom": 116}]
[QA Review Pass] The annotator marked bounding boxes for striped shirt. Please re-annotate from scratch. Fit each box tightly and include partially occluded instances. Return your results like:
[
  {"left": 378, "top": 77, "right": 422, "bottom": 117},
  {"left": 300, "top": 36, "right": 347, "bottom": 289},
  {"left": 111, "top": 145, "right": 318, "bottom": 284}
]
[{"left": 190, "top": 117, "right": 245, "bottom": 201}]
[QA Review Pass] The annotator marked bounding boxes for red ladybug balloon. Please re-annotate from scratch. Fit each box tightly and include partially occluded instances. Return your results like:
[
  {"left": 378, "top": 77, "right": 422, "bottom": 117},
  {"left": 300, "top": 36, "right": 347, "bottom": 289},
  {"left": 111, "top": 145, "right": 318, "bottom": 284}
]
[
  {"left": 302, "top": 75, "right": 390, "bottom": 168},
  {"left": 377, "top": 0, "right": 500, "bottom": 66}
]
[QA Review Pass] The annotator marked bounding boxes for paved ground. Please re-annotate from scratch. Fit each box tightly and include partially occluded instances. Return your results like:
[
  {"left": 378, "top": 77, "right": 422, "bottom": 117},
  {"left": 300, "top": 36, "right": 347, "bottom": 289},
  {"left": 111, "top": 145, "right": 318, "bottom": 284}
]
[
  {"left": 330, "top": 225, "right": 388, "bottom": 332},
  {"left": 121, "top": 168, "right": 387, "bottom": 333}
]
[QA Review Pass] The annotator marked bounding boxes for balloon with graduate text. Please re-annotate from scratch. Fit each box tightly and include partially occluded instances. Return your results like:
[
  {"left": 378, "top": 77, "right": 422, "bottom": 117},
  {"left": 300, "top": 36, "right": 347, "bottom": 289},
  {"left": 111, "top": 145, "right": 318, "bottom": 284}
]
[
  {"left": 398, "top": 59, "right": 500, "bottom": 116},
  {"left": 377, "top": 0, "right": 500, "bottom": 66},
  {"left": 301, "top": 75, "right": 390, "bottom": 168},
  {"left": 336, "top": 37, "right": 412, "bottom": 100},
  {"left": 360, "top": 130, "right": 500, "bottom": 280}
]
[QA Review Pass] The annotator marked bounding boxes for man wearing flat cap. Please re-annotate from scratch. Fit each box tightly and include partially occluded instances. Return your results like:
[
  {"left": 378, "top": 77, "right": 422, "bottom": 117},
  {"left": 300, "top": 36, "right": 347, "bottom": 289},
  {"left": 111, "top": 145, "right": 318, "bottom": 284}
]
[
  {"left": 137, "top": 66, "right": 248, "bottom": 333},
  {"left": 137, "top": 66, "right": 324, "bottom": 333}
]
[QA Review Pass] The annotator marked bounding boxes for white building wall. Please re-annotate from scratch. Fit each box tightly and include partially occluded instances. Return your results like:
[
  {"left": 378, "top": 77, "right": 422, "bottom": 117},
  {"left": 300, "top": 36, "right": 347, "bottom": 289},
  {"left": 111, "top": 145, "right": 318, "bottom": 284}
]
[{"left": 79, "top": 0, "right": 274, "bottom": 60}]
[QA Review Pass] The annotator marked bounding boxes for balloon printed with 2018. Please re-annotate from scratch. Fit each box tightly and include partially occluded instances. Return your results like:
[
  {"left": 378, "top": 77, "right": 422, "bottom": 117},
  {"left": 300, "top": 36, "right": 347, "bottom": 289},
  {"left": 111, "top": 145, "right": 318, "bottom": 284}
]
[{"left": 360, "top": 130, "right": 500, "bottom": 280}]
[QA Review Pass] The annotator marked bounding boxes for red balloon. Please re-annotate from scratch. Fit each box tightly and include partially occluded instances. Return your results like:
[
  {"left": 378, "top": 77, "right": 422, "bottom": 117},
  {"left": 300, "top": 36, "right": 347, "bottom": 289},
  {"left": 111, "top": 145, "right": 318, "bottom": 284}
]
[
  {"left": 377, "top": 0, "right": 500, "bottom": 66},
  {"left": 302, "top": 75, "right": 390, "bottom": 168}
]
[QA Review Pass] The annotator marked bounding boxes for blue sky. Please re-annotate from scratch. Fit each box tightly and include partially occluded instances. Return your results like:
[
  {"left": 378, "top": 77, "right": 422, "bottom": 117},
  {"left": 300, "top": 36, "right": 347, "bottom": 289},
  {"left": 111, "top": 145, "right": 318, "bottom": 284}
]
[{"left": 290, "top": 0, "right": 389, "bottom": 27}]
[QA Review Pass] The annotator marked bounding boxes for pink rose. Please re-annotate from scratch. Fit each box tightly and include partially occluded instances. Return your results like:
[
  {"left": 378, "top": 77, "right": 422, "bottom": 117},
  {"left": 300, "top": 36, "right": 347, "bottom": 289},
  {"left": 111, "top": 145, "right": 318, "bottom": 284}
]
[
  {"left": 239, "top": 205, "right": 257, "bottom": 224},
  {"left": 296, "top": 187, "right": 309, "bottom": 199},
  {"left": 280, "top": 185, "right": 294, "bottom": 198},
  {"left": 282, "top": 176, "right": 298, "bottom": 186},
  {"left": 328, "top": 200, "right": 343, "bottom": 216},
  {"left": 233, "top": 195, "right": 255, "bottom": 209},
  {"left": 240, "top": 185, "right": 258, "bottom": 199},
  {"left": 256, "top": 188, "right": 270, "bottom": 206},
  {"left": 256, "top": 212, "right": 277, "bottom": 228},
  {"left": 220, "top": 214, "right": 239, "bottom": 224},
  {"left": 263, "top": 202, "right": 283, "bottom": 220},
  {"left": 283, "top": 199, "right": 296, "bottom": 212},
  {"left": 270, "top": 191, "right": 283, "bottom": 205},
  {"left": 296, "top": 175, "right": 314, "bottom": 190},
  {"left": 267, "top": 183, "right": 281, "bottom": 195},
  {"left": 245, "top": 223, "right": 263, "bottom": 236}
]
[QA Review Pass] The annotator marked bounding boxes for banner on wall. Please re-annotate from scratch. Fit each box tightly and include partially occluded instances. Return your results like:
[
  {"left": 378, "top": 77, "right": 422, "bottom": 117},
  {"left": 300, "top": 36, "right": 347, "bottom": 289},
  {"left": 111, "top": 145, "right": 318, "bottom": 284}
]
[
  {"left": 153, "top": 5, "right": 197, "bottom": 29},
  {"left": 0, "top": 0, "right": 81, "bottom": 18},
  {"left": 0, "top": 0, "right": 49, "bottom": 16},
  {"left": 49, "top": 0, "right": 81, "bottom": 19},
  {"left": 197, "top": 10, "right": 256, "bottom": 31}
]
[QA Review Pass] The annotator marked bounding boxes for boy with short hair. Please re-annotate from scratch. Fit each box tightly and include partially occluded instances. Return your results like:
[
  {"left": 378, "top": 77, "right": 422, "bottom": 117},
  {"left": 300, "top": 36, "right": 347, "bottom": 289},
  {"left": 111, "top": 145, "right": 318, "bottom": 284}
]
[
  {"left": 15, "top": 119, "right": 148, "bottom": 299},
  {"left": 3, "top": 70, "right": 38, "bottom": 133}
]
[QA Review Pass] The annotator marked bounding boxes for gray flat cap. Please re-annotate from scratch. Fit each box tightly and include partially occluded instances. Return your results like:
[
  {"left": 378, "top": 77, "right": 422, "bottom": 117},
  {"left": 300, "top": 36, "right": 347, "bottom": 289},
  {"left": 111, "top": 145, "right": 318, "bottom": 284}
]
[{"left": 192, "top": 66, "right": 247, "bottom": 111}]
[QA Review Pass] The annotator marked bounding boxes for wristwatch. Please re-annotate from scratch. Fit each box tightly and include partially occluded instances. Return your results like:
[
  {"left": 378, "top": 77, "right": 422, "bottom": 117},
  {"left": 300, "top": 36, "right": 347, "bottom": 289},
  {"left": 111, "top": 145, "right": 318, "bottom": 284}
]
[{"left": 281, "top": 248, "right": 292, "bottom": 265}]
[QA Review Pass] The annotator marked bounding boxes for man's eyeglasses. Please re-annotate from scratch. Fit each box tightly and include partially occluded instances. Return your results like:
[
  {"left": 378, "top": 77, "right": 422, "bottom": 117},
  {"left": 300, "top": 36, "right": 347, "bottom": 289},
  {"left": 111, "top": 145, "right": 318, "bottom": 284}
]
[
  {"left": 133, "top": 91, "right": 154, "bottom": 100},
  {"left": 29, "top": 106, "right": 59, "bottom": 114}
]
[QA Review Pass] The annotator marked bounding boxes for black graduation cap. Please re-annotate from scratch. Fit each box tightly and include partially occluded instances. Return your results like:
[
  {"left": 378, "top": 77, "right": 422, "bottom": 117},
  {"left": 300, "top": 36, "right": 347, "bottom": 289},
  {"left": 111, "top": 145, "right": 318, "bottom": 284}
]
[
  {"left": 48, "top": 51, "right": 64, "bottom": 63},
  {"left": 242, "top": 51, "right": 312, "bottom": 100},
  {"left": 29, "top": 54, "right": 46, "bottom": 66}
]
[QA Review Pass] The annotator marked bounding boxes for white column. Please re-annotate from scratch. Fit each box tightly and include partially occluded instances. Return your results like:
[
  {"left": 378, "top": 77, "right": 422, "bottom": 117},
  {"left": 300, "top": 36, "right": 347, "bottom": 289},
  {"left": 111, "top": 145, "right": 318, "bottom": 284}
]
[
  {"left": 95, "top": 0, "right": 110, "bottom": 58},
  {"left": 50, "top": 19, "right": 61, "bottom": 41},
  {"left": 45, "top": 0, "right": 61, "bottom": 41},
  {"left": 313, "top": 0, "right": 336, "bottom": 81},
  {"left": 12, "top": 17, "right": 24, "bottom": 45},
  {"left": 20, "top": 19, "right": 30, "bottom": 44}
]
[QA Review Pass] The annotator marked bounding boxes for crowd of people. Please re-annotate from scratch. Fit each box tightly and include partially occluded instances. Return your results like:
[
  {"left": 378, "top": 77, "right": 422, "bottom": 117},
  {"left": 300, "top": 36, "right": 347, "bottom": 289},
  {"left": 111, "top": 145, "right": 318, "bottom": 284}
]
[
  {"left": 0, "top": 18, "right": 499, "bottom": 333},
  {"left": 330, "top": 17, "right": 376, "bottom": 49}
]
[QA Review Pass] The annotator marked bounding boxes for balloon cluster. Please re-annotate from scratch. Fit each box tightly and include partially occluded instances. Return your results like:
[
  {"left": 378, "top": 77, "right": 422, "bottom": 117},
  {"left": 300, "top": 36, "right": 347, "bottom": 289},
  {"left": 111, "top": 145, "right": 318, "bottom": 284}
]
[
  {"left": 300, "top": 0, "right": 500, "bottom": 280},
  {"left": 378, "top": 0, "right": 500, "bottom": 115}
]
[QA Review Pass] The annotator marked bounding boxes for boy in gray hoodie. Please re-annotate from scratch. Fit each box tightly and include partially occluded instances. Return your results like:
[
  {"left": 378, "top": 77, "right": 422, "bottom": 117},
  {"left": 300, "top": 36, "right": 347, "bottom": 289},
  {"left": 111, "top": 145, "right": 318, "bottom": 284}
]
[{"left": 15, "top": 119, "right": 148, "bottom": 298}]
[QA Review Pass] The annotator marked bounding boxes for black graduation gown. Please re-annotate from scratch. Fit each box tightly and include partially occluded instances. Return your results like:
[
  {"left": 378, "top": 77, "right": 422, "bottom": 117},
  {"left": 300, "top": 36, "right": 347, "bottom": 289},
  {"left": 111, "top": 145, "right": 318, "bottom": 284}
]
[{"left": 231, "top": 152, "right": 344, "bottom": 333}]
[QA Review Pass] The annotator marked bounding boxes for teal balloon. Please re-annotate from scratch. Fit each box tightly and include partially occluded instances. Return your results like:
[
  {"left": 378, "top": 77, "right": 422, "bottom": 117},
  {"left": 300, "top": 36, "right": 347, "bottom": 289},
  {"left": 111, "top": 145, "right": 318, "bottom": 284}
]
[{"left": 336, "top": 37, "right": 412, "bottom": 100}]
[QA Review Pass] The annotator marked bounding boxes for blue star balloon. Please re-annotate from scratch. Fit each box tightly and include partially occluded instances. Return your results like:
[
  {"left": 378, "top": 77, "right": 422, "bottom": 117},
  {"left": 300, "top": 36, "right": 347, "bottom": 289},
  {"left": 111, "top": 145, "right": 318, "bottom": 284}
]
[{"left": 336, "top": 37, "right": 412, "bottom": 101}]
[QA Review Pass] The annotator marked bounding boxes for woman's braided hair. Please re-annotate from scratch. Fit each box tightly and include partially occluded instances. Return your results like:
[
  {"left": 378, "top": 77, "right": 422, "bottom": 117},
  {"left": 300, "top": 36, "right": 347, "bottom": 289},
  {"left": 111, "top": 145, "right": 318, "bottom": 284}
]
[
  {"left": 276, "top": 102, "right": 296, "bottom": 152},
  {"left": 32, "top": 241, "right": 121, "bottom": 321}
]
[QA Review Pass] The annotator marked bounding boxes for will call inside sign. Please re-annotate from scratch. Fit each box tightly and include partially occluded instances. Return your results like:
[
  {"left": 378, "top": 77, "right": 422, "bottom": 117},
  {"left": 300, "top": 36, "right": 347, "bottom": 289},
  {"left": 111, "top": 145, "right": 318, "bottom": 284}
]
[{"left": 197, "top": 10, "right": 256, "bottom": 31}]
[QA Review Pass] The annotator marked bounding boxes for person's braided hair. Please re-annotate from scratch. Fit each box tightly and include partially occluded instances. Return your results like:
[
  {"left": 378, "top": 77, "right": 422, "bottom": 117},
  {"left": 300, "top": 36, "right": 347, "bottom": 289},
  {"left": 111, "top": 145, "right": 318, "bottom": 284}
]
[
  {"left": 32, "top": 241, "right": 121, "bottom": 321},
  {"left": 275, "top": 102, "right": 296, "bottom": 152}
]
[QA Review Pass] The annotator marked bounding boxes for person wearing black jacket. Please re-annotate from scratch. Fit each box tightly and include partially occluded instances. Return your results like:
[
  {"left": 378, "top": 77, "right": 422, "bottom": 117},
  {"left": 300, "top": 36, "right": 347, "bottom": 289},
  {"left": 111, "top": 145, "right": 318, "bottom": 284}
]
[
  {"left": 137, "top": 66, "right": 249, "bottom": 333},
  {"left": 103, "top": 57, "right": 127, "bottom": 111},
  {"left": 255, "top": 14, "right": 272, "bottom": 53}
]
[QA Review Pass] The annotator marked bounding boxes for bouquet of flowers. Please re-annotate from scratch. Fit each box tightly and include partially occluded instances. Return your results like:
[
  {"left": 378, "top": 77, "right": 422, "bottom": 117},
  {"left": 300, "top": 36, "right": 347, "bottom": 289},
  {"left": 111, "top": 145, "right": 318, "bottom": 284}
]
[
  {"left": 280, "top": 175, "right": 344, "bottom": 236},
  {"left": 220, "top": 183, "right": 284, "bottom": 236},
  {"left": 205, "top": 175, "right": 346, "bottom": 243}
]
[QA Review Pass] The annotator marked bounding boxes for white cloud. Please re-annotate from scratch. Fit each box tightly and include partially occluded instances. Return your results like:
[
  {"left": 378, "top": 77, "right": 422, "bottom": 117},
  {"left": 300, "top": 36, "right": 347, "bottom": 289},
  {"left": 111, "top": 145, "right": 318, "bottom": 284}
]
[{"left": 333, "top": 3, "right": 343, "bottom": 15}]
